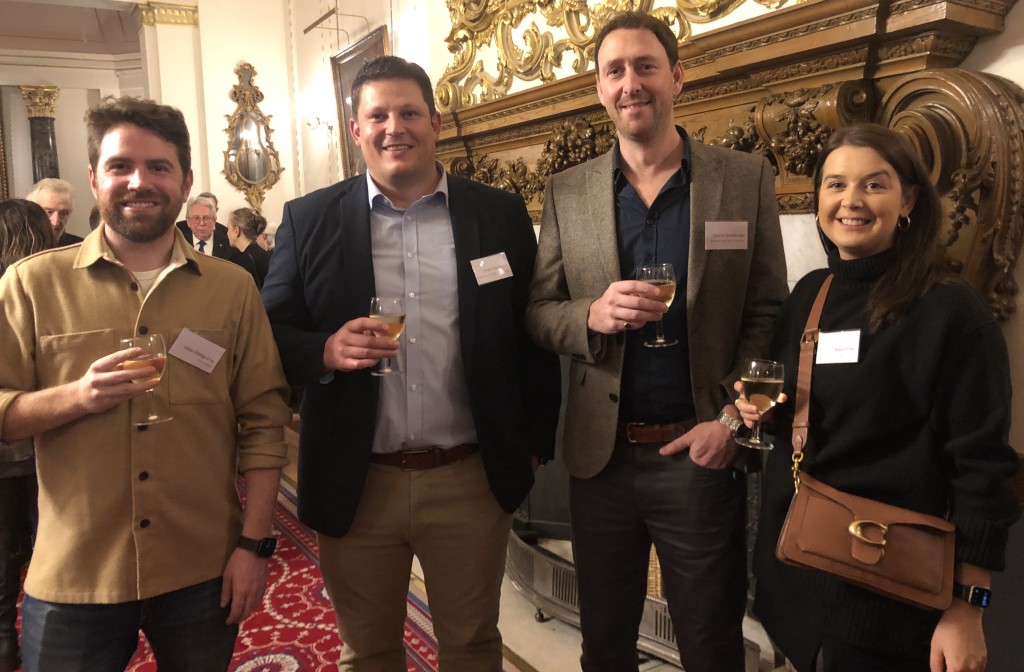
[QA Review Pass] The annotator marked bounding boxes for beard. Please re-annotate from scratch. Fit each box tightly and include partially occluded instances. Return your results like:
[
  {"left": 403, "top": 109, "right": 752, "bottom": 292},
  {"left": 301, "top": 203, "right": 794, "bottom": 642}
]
[{"left": 100, "top": 190, "right": 179, "bottom": 243}]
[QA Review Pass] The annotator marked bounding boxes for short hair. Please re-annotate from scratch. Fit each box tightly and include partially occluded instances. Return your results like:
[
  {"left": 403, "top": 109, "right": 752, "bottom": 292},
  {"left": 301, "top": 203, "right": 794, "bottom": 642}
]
[
  {"left": 351, "top": 56, "right": 436, "bottom": 117},
  {"left": 86, "top": 96, "right": 191, "bottom": 178},
  {"left": 198, "top": 191, "right": 218, "bottom": 210},
  {"left": 0, "top": 199, "right": 56, "bottom": 271},
  {"left": 594, "top": 11, "right": 680, "bottom": 68},
  {"left": 811, "top": 123, "right": 945, "bottom": 331},
  {"left": 229, "top": 207, "right": 267, "bottom": 240},
  {"left": 186, "top": 196, "right": 217, "bottom": 218},
  {"left": 26, "top": 178, "right": 73, "bottom": 202}
]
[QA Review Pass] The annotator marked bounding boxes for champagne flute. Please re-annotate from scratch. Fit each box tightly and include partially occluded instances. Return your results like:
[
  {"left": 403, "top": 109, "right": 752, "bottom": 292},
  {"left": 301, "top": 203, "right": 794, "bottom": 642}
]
[
  {"left": 368, "top": 297, "right": 405, "bottom": 376},
  {"left": 119, "top": 334, "right": 172, "bottom": 426},
  {"left": 735, "top": 358, "right": 785, "bottom": 450},
  {"left": 635, "top": 263, "right": 678, "bottom": 348}
]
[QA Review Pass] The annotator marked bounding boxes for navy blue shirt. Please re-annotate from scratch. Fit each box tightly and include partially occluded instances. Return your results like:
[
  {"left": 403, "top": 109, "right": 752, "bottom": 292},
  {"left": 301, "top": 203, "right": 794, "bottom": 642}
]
[{"left": 614, "top": 127, "right": 696, "bottom": 423}]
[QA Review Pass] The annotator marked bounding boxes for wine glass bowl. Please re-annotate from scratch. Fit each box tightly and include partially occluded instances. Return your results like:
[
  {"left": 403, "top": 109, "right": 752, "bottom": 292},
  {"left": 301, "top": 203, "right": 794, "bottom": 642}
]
[
  {"left": 735, "top": 358, "right": 784, "bottom": 450},
  {"left": 119, "top": 334, "right": 172, "bottom": 426},
  {"left": 635, "top": 263, "right": 678, "bottom": 348},
  {"left": 369, "top": 297, "right": 405, "bottom": 376}
]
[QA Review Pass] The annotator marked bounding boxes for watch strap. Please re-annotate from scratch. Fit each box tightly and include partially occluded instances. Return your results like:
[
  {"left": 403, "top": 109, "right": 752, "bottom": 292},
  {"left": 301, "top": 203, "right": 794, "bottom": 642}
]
[{"left": 238, "top": 534, "right": 276, "bottom": 558}]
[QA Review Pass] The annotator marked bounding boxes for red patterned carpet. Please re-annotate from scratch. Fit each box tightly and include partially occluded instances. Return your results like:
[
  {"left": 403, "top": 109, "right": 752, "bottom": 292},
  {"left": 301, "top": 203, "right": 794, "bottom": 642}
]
[{"left": 123, "top": 485, "right": 442, "bottom": 672}]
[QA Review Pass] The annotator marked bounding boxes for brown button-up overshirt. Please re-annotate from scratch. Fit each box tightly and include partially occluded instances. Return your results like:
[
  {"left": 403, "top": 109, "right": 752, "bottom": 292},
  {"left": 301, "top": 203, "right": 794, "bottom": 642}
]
[{"left": 0, "top": 228, "right": 290, "bottom": 603}]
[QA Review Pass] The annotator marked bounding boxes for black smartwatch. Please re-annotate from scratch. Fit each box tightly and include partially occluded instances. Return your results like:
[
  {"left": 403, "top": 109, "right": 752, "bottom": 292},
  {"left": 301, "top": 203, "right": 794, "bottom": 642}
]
[
  {"left": 238, "top": 534, "right": 276, "bottom": 559},
  {"left": 953, "top": 582, "right": 992, "bottom": 608}
]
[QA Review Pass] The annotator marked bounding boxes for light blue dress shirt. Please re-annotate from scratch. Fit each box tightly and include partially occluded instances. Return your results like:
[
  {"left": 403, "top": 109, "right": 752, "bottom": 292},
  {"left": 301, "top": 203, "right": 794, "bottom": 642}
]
[{"left": 367, "top": 170, "right": 479, "bottom": 454}]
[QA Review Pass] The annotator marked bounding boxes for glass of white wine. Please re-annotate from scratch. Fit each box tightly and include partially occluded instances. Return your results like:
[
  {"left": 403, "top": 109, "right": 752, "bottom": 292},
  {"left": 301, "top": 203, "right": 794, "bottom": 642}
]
[
  {"left": 119, "top": 334, "right": 171, "bottom": 426},
  {"left": 635, "top": 263, "right": 678, "bottom": 348},
  {"left": 368, "top": 297, "right": 406, "bottom": 376},
  {"left": 735, "top": 358, "right": 785, "bottom": 450}
]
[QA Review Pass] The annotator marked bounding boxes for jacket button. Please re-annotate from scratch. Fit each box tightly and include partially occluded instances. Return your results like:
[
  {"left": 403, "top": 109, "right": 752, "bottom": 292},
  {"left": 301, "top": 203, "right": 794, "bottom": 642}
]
[
  {"left": 139, "top": 471, "right": 149, "bottom": 481},
  {"left": 138, "top": 326, "right": 148, "bottom": 335},
  {"left": 140, "top": 519, "right": 150, "bottom": 528},
  {"left": 609, "top": 393, "right": 618, "bottom": 403},
  {"left": 130, "top": 282, "right": 139, "bottom": 292},
  {"left": 137, "top": 425, "right": 148, "bottom": 433}
]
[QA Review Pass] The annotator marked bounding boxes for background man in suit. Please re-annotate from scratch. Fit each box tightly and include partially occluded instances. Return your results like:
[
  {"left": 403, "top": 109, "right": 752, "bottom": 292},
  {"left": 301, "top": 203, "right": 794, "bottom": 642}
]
[
  {"left": 177, "top": 194, "right": 230, "bottom": 257},
  {"left": 526, "top": 12, "right": 788, "bottom": 672},
  {"left": 262, "top": 56, "right": 560, "bottom": 671},
  {"left": 26, "top": 178, "right": 81, "bottom": 246}
]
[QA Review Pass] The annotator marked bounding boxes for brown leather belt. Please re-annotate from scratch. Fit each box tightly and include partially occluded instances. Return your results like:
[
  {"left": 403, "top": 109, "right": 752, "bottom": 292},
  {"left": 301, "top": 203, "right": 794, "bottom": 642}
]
[
  {"left": 370, "top": 443, "right": 479, "bottom": 471},
  {"left": 617, "top": 419, "right": 697, "bottom": 444}
]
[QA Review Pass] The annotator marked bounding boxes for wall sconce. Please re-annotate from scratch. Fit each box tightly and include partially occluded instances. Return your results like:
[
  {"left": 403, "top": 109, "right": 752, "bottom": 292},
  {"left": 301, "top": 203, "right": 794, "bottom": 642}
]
[{"left": 306, "top": 116, "right": 335, "bottom": 132}]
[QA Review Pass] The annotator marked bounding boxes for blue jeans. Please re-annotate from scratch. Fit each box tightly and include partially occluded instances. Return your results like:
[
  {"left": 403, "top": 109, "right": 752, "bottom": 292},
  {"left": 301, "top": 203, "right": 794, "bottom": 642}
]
[{"left": 21, "top": 577, "right": 238, "bottom": 672}]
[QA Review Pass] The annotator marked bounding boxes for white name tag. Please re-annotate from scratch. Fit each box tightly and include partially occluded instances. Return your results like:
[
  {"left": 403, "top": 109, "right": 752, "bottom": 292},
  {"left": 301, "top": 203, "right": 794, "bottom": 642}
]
[
  {"left": 816, "top": 330, "right": 860, "bottom": 364},
  {"left": 470, "top": 252, "right": 514, "bottom": 286},
  {"left": 705, "top": 221, "right": 748, "bottom": 250},
  {"left": 169, "top": 328, "right": 226, "bottom": 373}
]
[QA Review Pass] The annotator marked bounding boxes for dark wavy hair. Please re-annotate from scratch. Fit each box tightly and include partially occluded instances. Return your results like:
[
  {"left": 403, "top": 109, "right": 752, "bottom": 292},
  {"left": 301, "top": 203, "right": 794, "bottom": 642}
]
[
  {"left": 230, "top": 207, "right": 267, "bottom": 240},
  {"left": 351, "top": 56, "right": 436, "bottom": 117},
  {"left": 86, "top": 96, "right": 191, "bottom": 178},
  {"left": 1, "top": 199, "right": 56, "bottom": 271},
  {"left": 594, "top": 11, "right": 680, "bottom": 68},
  {"left": 812, "top": 123, "right": 945, "bottom": 331}
]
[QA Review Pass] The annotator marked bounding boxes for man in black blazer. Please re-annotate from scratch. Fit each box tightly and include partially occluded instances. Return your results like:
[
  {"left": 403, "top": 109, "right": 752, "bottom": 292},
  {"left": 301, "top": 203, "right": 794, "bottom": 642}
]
[
  {"left": 176, "top": 194, "right": 230, "bottom": 258},
  {"left": 262, "top": 56, "right": 560, "bottom": 670}
]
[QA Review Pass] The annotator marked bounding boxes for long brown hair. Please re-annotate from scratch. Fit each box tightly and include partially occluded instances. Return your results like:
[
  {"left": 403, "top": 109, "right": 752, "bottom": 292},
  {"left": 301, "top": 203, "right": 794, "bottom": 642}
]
[
  {"left": 0, "top": 199, "right": 56, "bottom": 272},
  {"left": 812, "top": 123, "right": 945, "bottom": 331}
]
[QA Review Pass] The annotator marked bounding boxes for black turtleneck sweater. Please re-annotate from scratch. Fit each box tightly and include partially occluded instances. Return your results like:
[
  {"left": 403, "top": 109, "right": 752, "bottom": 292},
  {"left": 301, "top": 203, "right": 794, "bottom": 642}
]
[{"left": 753, "top": 249, "right": 1020, "bottom": 668}]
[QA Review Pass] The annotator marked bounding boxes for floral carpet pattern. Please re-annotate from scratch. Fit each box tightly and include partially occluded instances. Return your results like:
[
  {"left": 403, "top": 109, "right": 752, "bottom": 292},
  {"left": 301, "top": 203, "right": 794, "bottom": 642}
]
[{"left": 125, "top": 485, "right": 440, "bottom": 671}]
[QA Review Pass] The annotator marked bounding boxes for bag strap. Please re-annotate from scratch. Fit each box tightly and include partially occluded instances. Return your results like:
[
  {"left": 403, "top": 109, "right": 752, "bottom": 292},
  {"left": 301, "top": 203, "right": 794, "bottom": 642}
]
[{"left": 791, "top": 274, "right": 834, "bottom": 489}]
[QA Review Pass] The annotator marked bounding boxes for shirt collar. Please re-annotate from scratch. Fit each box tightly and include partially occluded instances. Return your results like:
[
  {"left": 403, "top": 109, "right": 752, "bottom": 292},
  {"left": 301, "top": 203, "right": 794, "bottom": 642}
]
[
  {"left": 366, "top": 163, "right": 449, "bottom": 210},
  {"left": 612, "top": 125, "right": 692, "bottom": 191},
  {"left": 73, "top": 223, "right": 201, "bottom": 274}
]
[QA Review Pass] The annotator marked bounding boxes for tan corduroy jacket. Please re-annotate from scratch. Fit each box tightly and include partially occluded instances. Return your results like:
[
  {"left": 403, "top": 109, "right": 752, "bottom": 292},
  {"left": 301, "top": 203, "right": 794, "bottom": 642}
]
[{"left": 0, "top": 227, "right": 290, "bottom": 603}]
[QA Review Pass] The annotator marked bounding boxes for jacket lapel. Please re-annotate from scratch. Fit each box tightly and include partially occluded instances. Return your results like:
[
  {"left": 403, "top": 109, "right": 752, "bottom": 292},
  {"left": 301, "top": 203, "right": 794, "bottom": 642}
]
[
  {"left": 687, "top": 141, "right": 724, "bottom": 317},
  {"left": 586, "top": 153, "right": 622, "bottom": 285},
  {"left": 448, "top": 176, "right": 481, "bottom": 374}
]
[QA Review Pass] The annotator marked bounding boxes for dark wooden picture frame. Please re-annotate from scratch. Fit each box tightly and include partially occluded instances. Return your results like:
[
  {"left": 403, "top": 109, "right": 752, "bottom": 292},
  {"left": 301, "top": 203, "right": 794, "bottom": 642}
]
[{"left": 330, "top": 25, "right": 389, "bottom": 179}]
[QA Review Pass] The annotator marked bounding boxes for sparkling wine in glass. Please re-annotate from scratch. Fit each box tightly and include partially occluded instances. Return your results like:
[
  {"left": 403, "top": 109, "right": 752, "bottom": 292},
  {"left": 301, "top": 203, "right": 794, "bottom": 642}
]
[
  {"left": 636, "top": 263, "right": 678, "bottom": 348},
  {"left": 735, "top": 358, "right": 785, "bottom": 450},
  {"left": 119, "top": 334, "right": 172, "bottom": 426},
  {"left": 369, "top": 297, "right": 405, "bottom": 376}
]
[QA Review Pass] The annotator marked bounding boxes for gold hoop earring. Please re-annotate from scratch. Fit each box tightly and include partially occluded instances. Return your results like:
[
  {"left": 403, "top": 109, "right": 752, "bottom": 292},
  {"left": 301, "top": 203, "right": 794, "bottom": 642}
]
[{"left": 897, "top": 215, "right": 911, "bottom": 232}]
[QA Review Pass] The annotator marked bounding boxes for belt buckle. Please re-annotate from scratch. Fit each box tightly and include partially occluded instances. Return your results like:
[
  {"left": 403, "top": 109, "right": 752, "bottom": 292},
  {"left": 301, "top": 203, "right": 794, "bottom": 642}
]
[
  {"left": 624, "top": 422, "right": 647, "bottom": 444},
  {"left": 400, "top": 448, "right": 432, "bottom": 471}
]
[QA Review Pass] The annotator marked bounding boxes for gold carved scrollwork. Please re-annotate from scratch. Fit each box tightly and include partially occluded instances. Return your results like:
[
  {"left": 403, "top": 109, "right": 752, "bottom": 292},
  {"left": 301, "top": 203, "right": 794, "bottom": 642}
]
[
  {"left": 223, "top": 63, "right": 283, "bottom": 213},
  {"left": 450, "top": 118, "right": 615, "bottom": 202},
  {"left": 19, "top": 86, "right": 60, "bottom": 118},
  {"left": 879, "top": 69, "right": 1024, "bottom": 320}
]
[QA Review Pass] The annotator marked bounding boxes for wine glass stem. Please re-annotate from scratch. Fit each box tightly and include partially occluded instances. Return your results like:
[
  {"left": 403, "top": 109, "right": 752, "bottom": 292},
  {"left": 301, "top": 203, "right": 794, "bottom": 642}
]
[
  {"left": 655, "top": 320, "right": 666, "bottom": 343},
  {"left": 750, "top": 420, "right": 762, "bottom": 443},
  {"left": 382, "top": 357, "right": 391, "bottom": 374},
  {"left": 146, "top": 390, "right": 156, "bottom": 421}
]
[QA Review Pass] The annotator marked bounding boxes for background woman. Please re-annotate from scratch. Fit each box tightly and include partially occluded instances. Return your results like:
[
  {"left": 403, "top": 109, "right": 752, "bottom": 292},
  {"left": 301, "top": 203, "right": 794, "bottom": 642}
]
[
  {"left": 226, "top": 207, "right": 271, "bottom": 289},
  {"left": 738, "top": 124, "right": 1020, "bottom": 672},
  {"left": 0, "top": 199, "right": 55, "bottom": 672}
]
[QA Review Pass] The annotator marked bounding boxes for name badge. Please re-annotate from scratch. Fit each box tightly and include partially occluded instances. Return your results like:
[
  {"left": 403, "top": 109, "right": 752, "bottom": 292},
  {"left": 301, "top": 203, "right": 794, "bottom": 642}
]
[
  {"left": 705, "top": 221, "right": 748, "bottom": 250},
  {"left": 169, "top": 328, "right": 225, "bottom": 373},
  {"left": 470, "top": 252, "right": 514, "bottom": 286},
  {"left": 816, "top": 330, "right": 860, "bottom": 364}
]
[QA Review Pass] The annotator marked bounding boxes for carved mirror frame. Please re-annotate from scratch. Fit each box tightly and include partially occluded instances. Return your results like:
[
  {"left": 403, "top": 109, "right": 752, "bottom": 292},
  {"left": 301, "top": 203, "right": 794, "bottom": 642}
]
[{"left": 223, "top": 62, "right": 283, "bottom": 212}]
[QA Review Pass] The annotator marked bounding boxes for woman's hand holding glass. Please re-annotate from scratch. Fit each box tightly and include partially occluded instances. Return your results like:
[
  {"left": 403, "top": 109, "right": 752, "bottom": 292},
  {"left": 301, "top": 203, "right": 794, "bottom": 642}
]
[{"left": 732, "top": 360, "right": 788, "bottom": 450}]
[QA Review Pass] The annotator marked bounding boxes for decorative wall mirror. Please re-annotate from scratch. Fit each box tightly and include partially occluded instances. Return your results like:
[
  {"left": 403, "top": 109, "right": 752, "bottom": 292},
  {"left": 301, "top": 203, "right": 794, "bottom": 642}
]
[{"left": 223, "top": 62, "right": 282, "bottom": 212}]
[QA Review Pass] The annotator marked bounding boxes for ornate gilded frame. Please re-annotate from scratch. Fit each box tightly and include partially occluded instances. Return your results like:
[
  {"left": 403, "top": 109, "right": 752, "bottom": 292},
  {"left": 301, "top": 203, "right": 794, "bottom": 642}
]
[
  {"left": 223, "top": 62, "right": 284, "bottom": 212},
  {"left": 330, "top": 25, "right": 390, "bottom": 179}
]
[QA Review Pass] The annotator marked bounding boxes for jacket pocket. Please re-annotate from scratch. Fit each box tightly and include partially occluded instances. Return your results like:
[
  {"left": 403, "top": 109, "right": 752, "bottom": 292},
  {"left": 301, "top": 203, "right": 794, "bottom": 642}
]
[
  {"left": 167, "top": 328, "right": 230, "bottom": 405},
  {"left": 38, "top": 329, "right": 117, "bottom": 386}
]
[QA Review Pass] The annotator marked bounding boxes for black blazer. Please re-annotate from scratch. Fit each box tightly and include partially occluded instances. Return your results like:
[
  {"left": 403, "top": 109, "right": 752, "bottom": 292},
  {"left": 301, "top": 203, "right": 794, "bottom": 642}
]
[
  {"left": 229, "top": 242, "right": 271, "bottom": 289},
  {"left": 262, "top": 173, "right": 561, "bottom": 538},
  {"left": 175, "top": 221, "right": 231, "bottom": 259}
]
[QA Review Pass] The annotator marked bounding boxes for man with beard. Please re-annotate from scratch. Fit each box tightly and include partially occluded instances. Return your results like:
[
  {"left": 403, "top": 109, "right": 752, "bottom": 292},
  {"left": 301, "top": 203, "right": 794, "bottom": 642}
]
[{"left": 0, "top": 97, "right": 291, "bottom": 672}]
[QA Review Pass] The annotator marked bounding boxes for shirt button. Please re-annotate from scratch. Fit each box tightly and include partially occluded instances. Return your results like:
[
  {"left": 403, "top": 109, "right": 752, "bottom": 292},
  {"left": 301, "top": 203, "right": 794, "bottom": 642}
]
[
  {"left": 408, "top": 292, "right": 416, "bottom": 298},
  {"left": 609, "top": 393, "right": 619, "bottom": 403},
  {"left": 406, "top": 252, "right": 413, "bottom": 258},
  {"left": 140, "top": 519, "right": 151, "bottom": 528},
  {"left": 409, "top": 337, "right": 417, "bottom": 344},
  {"left": 138, "top": 326, "right": 148, "bottom": 335},
  {"left": 410, "top": 384, "right": 417, "bottom": 391},
  {"left": 138, "top": 425, "right": 148, "bottom": 433},
  {"left": 130, "top": 282, "right": 139, "bottom": 292},
  {"left": 139, "top": 471, "right": 149, "bottom": 481}
]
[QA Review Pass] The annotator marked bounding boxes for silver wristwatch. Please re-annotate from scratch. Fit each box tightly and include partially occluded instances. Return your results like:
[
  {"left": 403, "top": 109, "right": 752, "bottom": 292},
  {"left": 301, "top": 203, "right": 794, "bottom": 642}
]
[{"left": 716, "top": 410, "right": 743, "bottom": 436}]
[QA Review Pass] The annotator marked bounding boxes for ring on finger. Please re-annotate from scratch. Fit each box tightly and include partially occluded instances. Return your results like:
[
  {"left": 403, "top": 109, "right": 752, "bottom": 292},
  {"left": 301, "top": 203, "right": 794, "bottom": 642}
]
[{"left": 622, "top": 321, "right": 633, "bottom": 331}]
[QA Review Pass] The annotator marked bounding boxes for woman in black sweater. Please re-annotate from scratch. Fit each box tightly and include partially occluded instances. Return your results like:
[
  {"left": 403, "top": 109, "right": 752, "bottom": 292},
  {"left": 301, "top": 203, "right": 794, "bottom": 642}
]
[
  {"left": 227, "top": 207, "right": 271, "bottom": 289},
  {"left": 738, "top": 124, "right": 1020, "bottom": 672}
]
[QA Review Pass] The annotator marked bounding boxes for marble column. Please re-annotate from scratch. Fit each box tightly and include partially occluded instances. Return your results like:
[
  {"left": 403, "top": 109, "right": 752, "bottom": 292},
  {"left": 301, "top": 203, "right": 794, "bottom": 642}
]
[{"left": 19, "top": 85, "right": 61, "bottom": 182}]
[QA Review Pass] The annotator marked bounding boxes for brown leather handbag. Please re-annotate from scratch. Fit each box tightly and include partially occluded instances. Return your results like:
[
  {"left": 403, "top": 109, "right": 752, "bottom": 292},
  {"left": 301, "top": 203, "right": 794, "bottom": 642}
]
[{"left": 775, "top": 274, "right": 956, "bottom": 611}]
